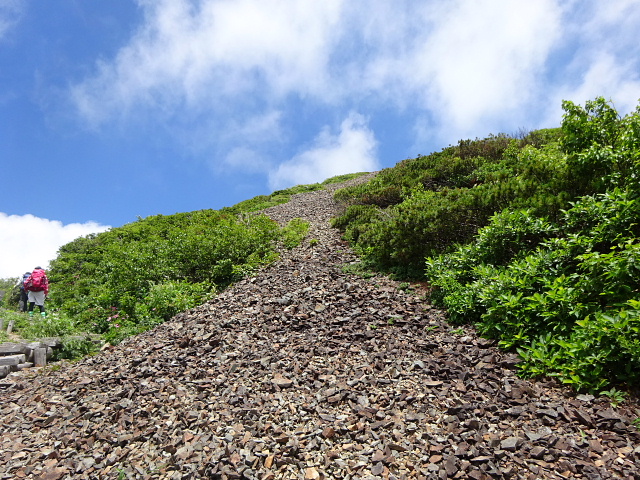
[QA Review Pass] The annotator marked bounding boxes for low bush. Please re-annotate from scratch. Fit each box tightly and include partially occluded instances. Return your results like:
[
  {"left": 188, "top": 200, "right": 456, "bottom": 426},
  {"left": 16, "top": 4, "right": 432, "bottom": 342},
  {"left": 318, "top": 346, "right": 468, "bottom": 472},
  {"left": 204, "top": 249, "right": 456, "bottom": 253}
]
[
  {"left": 333, "top": 97, "right": 640, "bottom": 393},
  {"left": 47, "top": 209, "right": 310, "bottom": 343},
  {"left": 423, "top": 98, "right": 640, "bottom": 392},
  {"left": 0, "top": 308, "right": 98, "bottom": 361},
  {"left": 333, "top": 133, "right": 569, "bottom": 277}
]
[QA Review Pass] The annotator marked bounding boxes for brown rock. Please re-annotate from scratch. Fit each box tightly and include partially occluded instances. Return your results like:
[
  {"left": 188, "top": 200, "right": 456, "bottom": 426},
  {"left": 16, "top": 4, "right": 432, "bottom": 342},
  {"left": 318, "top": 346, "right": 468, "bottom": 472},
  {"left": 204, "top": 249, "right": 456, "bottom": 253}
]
[
  {"left": 272, "top": 373, "right": 293, "bottom": 388},
  {"left": 304, "top": 467, "right": 320, "bottom": 479},
  {"left": 0, "top": 176, "right": 637, "bottom": 480},
  {"left": 321, "top": 427, "right": 335, "bottom": 439}
]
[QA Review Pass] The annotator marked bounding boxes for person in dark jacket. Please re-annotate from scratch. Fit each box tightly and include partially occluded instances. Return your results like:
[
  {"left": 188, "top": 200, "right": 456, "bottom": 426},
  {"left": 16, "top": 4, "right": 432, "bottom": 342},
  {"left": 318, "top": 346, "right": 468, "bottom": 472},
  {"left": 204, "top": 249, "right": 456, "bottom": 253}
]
[{"left": 15, "top": 271, "right": 31, "bottom": 312}]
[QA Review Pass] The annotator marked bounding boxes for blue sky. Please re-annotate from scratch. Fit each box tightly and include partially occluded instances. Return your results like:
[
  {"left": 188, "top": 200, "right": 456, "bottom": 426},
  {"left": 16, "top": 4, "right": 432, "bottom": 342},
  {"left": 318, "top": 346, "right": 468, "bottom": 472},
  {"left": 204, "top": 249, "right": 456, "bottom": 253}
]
[{"left": 1, "top": 0, "right": 639, "bottom": 279}]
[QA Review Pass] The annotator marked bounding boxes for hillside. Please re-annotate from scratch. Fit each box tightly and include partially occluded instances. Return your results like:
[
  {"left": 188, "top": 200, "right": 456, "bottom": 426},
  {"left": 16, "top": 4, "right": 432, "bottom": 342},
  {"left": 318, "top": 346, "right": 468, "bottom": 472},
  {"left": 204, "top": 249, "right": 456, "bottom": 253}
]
[
  {"left": 1, "top": 177, "right": 639, "bottom": 479},
  {"left": 332, "top": 98, "right": 640, "bottom": 393}
]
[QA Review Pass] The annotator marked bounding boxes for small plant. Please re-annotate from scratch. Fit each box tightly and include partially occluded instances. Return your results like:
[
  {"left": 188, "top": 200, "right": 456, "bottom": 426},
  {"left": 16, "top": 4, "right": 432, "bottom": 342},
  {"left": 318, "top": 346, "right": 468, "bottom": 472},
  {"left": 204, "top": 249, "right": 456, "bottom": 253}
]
[
  {"left": 309, "top": 238, "right": 319, "bottom": 247},
  {"left": 54, "top": 336, "right": 100, "bottom": 361},
  {"left": 369, "top": 324, "right": 378, "bottom": 330},
  {"left": 450, "top": 328, "right": 465, "bottom": 335},
  {"left": 632, "top": 417, "right": 640, "bottom": 431},
  {"left": 397, "top": 282, "right": 411, "bottom": 291},
  {"left": 600, "top": 387, "right": 627, "bottom": 407},
  {"left": 424, "top": 325, "right": 438, "bottom": 332},
  {"left": 387, "top": 318, "right": 396, "bottom": 326},
  {"left": 342, "top": 262, "right": 376, "bottom": 279},
  {"left": 281, "top": 218, "right": 310, "bottom": 249}
]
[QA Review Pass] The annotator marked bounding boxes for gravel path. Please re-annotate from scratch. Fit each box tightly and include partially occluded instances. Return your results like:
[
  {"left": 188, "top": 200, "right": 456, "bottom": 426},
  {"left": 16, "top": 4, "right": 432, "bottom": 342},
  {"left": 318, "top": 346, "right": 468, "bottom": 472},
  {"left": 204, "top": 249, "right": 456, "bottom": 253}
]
[{"left": 1, "top": 176, "right": 639, "bottom": 480}]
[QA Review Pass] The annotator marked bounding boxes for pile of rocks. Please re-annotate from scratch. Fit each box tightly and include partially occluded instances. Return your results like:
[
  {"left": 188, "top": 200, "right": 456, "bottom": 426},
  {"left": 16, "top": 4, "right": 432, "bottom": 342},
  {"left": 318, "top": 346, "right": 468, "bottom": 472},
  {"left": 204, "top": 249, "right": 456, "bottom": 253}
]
[{"left": 0, "top": 175, "right": 638, "bottom": 479}]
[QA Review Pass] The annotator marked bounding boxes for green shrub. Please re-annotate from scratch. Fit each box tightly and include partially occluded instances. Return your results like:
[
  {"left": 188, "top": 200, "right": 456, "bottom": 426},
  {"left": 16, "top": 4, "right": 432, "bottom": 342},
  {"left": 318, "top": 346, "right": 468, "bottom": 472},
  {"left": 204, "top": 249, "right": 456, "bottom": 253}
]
[
  {"left": 423, "top": 97, "right": 640, "bottom": 392},
  {"left": 333, "top": 129, "right": 569, "bottom": 276},
  {"left": 0, "top": 309, "right": 84, "bottom": 341},
  {"left": 54, "top": 336, "right": 100, "bottom": 361},
  {"left": 140, "top": 281, "right": 214, "bottom": 322},
  {"left": 0, "top": 278, "right": 21, "bottom": 310},
  {"left": 280, "top": 218, "right": 310, "bottom": 249},
  {"left": 518, "top": 301, "right": 640, "bottom": 392},
  {"left": 48, "top": 209, "right": 285, "bottom": 335}
]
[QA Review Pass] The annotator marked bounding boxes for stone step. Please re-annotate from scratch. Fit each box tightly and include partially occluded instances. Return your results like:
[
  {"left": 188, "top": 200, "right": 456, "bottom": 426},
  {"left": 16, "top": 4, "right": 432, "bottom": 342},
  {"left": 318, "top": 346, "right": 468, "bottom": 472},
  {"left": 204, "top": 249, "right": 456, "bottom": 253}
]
[{"left": 0, "top": 354, "right": 26, "bottom": 366}]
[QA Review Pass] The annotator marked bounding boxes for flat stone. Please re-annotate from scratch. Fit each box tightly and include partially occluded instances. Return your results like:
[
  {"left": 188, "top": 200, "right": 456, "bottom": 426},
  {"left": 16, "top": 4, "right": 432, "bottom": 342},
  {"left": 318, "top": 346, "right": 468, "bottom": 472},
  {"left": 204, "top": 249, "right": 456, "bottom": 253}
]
[
  {"left": 530, "top": 446, "right": 546, "bottom": 459},
  {"left": 500, "top": 437, "right": 520, "bottom": 451},
  {"left": 272, "top": 373, "right": 293, "bottom": 388}
]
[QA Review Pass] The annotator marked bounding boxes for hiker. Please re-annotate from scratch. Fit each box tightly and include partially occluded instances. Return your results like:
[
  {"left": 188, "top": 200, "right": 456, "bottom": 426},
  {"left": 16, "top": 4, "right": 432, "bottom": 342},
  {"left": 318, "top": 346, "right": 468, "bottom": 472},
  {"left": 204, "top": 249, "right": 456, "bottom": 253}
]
[
  {"left": 24, "top": 267, "right": 49, "bottom": 318},
  {"left": 16, "top": 271, "right": 32, "bottom": 312}
]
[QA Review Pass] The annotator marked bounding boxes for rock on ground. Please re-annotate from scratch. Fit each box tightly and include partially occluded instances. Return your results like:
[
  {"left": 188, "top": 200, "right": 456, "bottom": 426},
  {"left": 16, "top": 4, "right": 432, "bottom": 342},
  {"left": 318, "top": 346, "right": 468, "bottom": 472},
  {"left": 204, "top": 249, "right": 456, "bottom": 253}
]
[{"left": 0, "top": 175, "right": 639, "bottom": 479}]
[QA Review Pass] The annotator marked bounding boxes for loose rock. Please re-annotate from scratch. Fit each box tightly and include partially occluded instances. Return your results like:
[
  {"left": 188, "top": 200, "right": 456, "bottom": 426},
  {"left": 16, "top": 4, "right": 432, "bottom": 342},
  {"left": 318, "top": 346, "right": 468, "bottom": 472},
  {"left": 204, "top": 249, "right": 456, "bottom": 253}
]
[{"left": 0, "top": 174, "right": 639, "bottom": 479}]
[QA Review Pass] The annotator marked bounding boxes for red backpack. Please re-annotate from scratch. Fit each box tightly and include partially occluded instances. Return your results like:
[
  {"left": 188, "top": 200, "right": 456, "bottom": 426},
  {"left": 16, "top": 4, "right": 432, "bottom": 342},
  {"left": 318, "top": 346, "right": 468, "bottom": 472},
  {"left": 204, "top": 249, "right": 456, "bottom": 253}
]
[{"left": 25, "top": 269, "right": 47, "bottom": 292}]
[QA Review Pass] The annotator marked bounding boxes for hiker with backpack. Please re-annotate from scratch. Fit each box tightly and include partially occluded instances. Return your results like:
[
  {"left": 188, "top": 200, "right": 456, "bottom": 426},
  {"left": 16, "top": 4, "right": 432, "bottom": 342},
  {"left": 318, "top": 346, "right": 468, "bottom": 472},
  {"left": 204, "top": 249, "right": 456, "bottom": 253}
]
[
  {"left": 24, "top": 267, "right": 49, "bottom": 318},
  {"left": 15, "top": 271, "right": 32, "bottom": 312}
]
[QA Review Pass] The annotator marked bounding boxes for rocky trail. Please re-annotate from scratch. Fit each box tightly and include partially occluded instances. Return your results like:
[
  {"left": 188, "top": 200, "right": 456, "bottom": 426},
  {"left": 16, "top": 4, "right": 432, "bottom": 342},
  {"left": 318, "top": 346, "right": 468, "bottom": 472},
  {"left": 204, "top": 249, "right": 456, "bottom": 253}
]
[{"left": 1, "top": 176, "right": 639, "bottom": 480}]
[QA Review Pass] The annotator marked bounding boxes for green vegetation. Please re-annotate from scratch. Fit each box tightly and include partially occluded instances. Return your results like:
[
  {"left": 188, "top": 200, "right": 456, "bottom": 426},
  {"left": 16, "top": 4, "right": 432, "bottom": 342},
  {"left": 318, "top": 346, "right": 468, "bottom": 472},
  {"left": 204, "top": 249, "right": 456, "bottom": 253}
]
[
  {"left": 0, "top": 308, "right": 98, "bottom": 360},
  {"left": 0, "top": 277, "right": 19, "bottom": 309},
  {"left": 1, "top": 175, "right": 369, "bottom": 347},
  {"left": 222, "top": 185, "right": 323, "bottom": 214},
  {"left": 334, "top": 97, "right": 640, "bottom": 393},
  {"left": 600, "top": 387, "right": 628, "bottom": 407},
  {"left": 332, "top": 128, "right": 566, "bottom": 277},
  {"left": 222, "top": 172, "right": 368, "bottom": 214},
  {"left": 44, "top": 209, "right": 309, "bottom": 345},
  {"left": 321, "top": 172, "right": 369, "bottom": 185},
  {"left": 281, "top": 218, "right": 310, "bottom": 249}
]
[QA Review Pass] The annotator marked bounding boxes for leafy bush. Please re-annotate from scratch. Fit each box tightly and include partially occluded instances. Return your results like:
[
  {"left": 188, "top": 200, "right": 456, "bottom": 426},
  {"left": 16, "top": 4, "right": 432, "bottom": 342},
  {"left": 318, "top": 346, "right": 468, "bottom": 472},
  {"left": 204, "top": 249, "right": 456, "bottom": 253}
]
[
  {"left": 423, "top": 97, "right": 640, "bottom": 392},
  {"left": 0, "top": 277, "right": 20, "bottom": 309},
  {"left": 0, "top": 308, "right": 82, "bottom": 339},
  {"left": 332, "top": 97, "right": 639, "bottom": 392},
  {"left": 53, "top": 336, "right": 100, "bottom": 361},
  {"left": 280, "top": 218, "right": 310, "bottom": 249},
  {"left": 47, "top": 189, "right": 315, "bottom": 343},
  {"left": 139, "top": 280, "right": 214, "bottom": 322},
  {"left": 333, "top": 132, "right": 568, "bottom": 277},
  {"left": 518, "top": 301, "right": 640, "bottom": 392},
  {"left": 0, "top": 308, "right": 99, "bottom": 361}
]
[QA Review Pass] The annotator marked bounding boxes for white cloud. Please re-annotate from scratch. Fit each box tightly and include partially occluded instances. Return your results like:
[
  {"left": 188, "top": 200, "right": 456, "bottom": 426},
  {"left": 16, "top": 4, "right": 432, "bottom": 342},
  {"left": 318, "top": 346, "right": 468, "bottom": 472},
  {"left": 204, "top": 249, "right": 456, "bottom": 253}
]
[
  {"left": 0, "top": 213, "right": 110, "bottom": 279},
  {"left": 73, "top": 0, "right": 564, "bottom": 130},
  {"left": 222, "top": 147, "right": 269, "bottom": 174},
  {"left": 67, "top": 0, "right": 640, "bottom": 176},
  {"left": 539, "top": 0, "right": 640, "bottom": 127},
  {"left": 70, "top": 0, "right": 345, "bottom": 124},
  {"left": 411, "top": 0, "right": 561, "bottom": 138},
  {"left": 0, "top": 0, "right": 24, "bottom": 39},
  {"left": 268, "top": 113, "right": 379, "bottom": 190},
  {"left": 564, "top": 53, "right": 640, "bottom": 112},
  {"left": 563, "top": 1, "right": 640, "bottom": 113}
]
